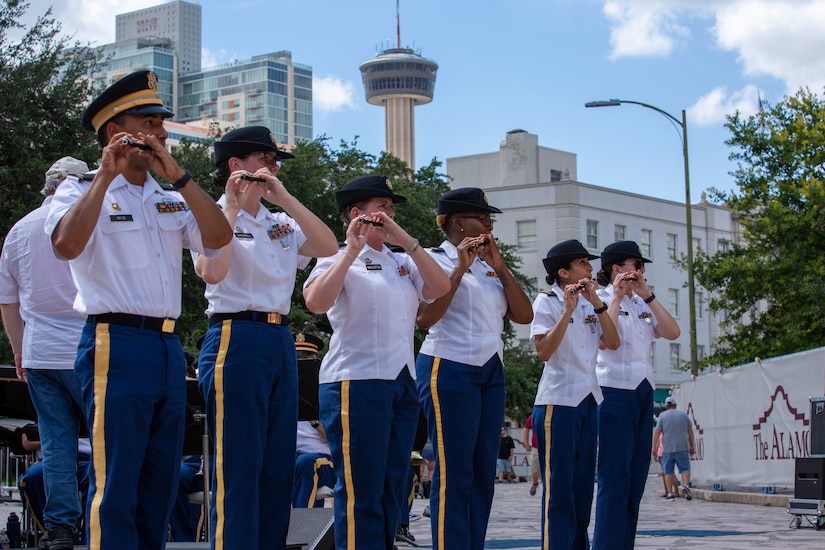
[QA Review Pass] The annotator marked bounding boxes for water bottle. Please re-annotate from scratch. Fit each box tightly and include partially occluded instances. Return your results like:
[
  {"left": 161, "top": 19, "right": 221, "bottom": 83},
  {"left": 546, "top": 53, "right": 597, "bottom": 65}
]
[
  {"left": 0, "top": 528, "right": 11, "bottom": 550},
  {"left": 5, "top": 512, "right": 20, "bottom": 548}
]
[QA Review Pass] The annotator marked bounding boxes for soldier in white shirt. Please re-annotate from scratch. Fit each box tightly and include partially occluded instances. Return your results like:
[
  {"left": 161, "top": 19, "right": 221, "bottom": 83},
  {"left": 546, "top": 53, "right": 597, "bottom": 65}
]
[
  {"left": 0, "top": 157, "right": 90, "bottom": 550},
  {"left": 192, "top": 126, "right": 337, "bottom": 548},
  {"left": 44, "top": 70, "right": 233, "bottom": 550},
  {"left": 592, "top": 241, "right": 680, "bottom": 550},
  {"left": 530, "top": 239, "right": 619, "bottom": 550},
  {"left": 415, "top": 187, "right": 533, "bottom": 550},
  {"left": 303, "top": 175, "right": 450, "bottom": 550}
]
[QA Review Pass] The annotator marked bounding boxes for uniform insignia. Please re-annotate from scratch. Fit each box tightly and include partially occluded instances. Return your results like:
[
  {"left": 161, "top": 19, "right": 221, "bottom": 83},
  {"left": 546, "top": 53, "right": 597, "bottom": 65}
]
[
  {"left": 384, "top": 177, "right": 393, "bottom": 191},
  {"left": 154, "top": 200, "right": 190, "bottom": 213},
  {"left": 269, "top": 132, "right": 277, "bottom": 145},
  {"left": 398, "top": 265, "right": 410, "bottom": 277},
  {"left": 295, "top": 333, "right": 306, "bottom": 343},
  {"left": 147, "top": 71, "right": 158, "bottom": 91},
  {"left": 486, "top": 270, "right": 497, "bottom": 277},
  {"left": 109, "top": 214, "right": 133, "bottom": 222},
  {"left": 431, "top": 247, "right": 445, "bottom": 253},
  {"left": 267, "top": 223, "right": 294, "bottom": 240},
  {"left": 365, "top": 258, "right": 372, "bottom": 264},
  {"left": 112, "top": 203, "right": 121, "bottom": 212},
  {"left": 585, "top": 314, "right": 597, "bottom": 324}
]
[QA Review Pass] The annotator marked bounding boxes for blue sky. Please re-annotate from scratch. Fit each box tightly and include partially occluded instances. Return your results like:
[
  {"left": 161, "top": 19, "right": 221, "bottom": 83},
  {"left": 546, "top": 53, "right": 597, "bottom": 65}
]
[{"left": 25, "top": 0, "right": 825, "bottom": 204}]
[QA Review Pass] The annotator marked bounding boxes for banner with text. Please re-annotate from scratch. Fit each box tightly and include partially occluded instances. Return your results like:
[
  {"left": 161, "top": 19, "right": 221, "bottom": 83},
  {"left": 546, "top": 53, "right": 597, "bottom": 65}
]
[{"left": 674, "top": 347, "right": 825, "bottom": 489}]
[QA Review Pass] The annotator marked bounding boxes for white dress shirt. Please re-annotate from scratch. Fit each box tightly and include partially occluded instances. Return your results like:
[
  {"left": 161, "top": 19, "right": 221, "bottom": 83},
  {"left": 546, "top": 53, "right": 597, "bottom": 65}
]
[
  {"left": 45, "top": 172, "right": 218, "bottom": 318},
  {"left": 0, "top": 197, "right": 84, "bottom": 369},
  {"left": 418, "top": 240, "right": 507, "bottom": 366},
  {"left": 596, "top": 285, "right": 659, "bottom": 390},
  {"left": 193, "top": 196, "right": 309, "bottom": 316},
  {"left": 304, "top": 244, "right": 431, "bottom": 384},
  {"left": 530, "top": 286, "right": 604, "bottom": 407}
]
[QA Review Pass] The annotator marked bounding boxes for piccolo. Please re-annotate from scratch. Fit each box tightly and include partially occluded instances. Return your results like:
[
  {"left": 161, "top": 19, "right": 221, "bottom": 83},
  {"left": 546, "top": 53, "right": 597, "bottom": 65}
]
[
  {"left": 469, "top": 239, "right": 490, "bottom": 251},
  {"left": 239, "top": 174, "right": 267, "bottom": 183},
  {"left": 358, "top": 215, "right": 384, "bottom": 227},
  {"left": 570, "top": 283, "right": 588, "bottom": 294},
  {"left": 621, "top": 275, "right": 638, "bottom": 281},
  {"left": 121, "top": 137, "right": 153, "bottom": 151}
]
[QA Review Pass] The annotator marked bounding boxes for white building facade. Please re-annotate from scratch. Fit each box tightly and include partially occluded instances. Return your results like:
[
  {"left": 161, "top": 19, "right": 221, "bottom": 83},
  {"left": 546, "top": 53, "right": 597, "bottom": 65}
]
[{"left": 447, "top": 130, "right": 741, "bottom": 391}]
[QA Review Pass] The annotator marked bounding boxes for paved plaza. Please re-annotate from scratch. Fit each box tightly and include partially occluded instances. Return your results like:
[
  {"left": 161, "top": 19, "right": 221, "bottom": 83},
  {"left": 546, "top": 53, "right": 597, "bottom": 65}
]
[{"left": 2, "top": 473, "right": 822, "bottom": 548}]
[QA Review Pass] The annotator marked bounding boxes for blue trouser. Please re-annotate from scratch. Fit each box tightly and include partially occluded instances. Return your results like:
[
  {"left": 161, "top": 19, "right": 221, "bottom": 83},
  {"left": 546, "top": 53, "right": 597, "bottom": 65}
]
[
  {"left": 198, "top": 320, "right": 297, "bottom": 550},
  {"left": 319, "top": 369, "right": 418, "bottom": 550},
  {"left": 24, "top": 368, "right": 85, "bottom": 533},
  {"left": 19, "top": 452, "right": 91, "bottom": 541},
  {"left": 169, "top": 456, "right": 203, "bottom": 542},
  {"left": 593, "top": 381, "right": 654, "bottom": 549},
  {"left": 416, "top": 353, "right": 504, "bottom": 550},
  {"left": 534, "top": 396, "right": 598, "bottom": 550},
  {"left": 292, "top": 453, "right": 336, "bottom": 508},
  {"left": 75, "top": 321, "right": 186, "bottom": 550}
]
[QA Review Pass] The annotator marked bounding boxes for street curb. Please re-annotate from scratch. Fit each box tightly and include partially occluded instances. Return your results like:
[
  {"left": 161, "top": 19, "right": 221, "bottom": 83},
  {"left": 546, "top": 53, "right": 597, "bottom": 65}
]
[{"left": 693, "top": 488, "right": 790, "bottom": 507}]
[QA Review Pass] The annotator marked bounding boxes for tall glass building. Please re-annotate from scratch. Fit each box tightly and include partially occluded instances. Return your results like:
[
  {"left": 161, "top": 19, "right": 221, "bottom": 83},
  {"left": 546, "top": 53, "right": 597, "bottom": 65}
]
[{"left": 177, "top": 52, "right": 312, "bottom": 145}]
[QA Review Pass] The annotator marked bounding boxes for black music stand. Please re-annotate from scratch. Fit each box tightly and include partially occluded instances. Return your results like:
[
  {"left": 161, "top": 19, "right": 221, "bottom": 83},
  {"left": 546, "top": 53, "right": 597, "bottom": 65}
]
[{"left": 298, "top": 358, "right": 321, "bottom": 422}]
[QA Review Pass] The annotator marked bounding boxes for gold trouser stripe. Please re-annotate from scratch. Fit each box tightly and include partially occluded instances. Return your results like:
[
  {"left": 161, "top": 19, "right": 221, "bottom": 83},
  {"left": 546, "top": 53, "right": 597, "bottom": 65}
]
[
  {"left": 308, "top": 457, "right": 335, "bottom": 506},
  {"left": 542, "top": 405, "right": 554, "bottom": 550},
  {"left": 213, "top": 322, "right": 232, "bottom": 550},
  {"left": 89, "top": 323, "right": 111, "bottom": 550},
  {"left": 341, "top": 381, "right": 356, "bottom": 550},
  {"left": 430, "top": 357, "right": 447, "bottom": 550}
]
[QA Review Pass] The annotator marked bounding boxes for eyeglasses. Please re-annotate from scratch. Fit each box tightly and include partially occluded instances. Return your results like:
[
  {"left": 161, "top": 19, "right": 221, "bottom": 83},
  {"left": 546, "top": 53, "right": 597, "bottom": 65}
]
[
  {"left": 247, "top": 151, "right": 280, "bottom": 167},
  {"left": 621, "top": 260, "right": 643, "bottom": 270},
  {"left": 455, "top": 214, "right": 495, "bottom": 225}
]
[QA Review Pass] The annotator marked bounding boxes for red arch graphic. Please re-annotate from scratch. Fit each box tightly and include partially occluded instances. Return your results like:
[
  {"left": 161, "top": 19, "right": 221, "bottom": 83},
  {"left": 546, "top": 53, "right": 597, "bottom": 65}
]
[{"left": 752, "top": 385, "right": 809, "bottom": 431}]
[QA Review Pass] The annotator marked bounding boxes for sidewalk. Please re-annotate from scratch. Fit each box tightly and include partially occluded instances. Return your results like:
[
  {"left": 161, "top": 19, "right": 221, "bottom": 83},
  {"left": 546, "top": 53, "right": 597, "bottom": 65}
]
[{"left": 2, "top": 474, "right": 822, "bottom": 548}]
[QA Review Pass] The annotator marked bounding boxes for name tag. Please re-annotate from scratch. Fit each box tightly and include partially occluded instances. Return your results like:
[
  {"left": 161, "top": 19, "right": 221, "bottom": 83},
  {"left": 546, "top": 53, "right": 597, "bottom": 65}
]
[
  {"left": 109, "top": 214, "right": 133, "bottom": 222},
  {"left": 235, "top": 232, "right": 254, "bottom": 239},
  {"left": 619, "top": 310, "right": 629, "bottom": 316},
  {"left": 366, "top": 264, "right": 383, "bottom": 271}
]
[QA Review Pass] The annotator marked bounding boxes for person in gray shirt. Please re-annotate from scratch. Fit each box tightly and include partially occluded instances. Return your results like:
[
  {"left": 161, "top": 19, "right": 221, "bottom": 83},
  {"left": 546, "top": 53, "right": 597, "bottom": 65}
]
[{"left": 652, "top": 396, "right": 695, "bottom": 501}]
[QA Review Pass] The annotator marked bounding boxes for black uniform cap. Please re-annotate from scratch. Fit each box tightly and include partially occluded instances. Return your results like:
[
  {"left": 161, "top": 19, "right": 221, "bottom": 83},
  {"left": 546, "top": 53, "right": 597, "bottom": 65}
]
[
  {"left": 599, "top": 240, "right": 652, "bottom": 266},
  {"left": 437, "top": 187, "right": 502, "bottom": 215},
  {"left": 213, "top": 126, "right": 295, "bottom": 165},
  {"left": 542, "top": 239, "right": 599, "bottom": 274},
  {"left": 82, "top": 70, "right": 173, "bottom": 133},
  {"left": 334, "top": 175, "right": 408, "bottom": 211}
]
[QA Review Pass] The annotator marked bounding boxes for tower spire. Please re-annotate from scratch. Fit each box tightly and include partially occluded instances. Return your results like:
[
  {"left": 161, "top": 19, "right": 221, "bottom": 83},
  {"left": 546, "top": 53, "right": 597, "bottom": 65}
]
[{"left": 396, "top": 0, "right": 401, "bottom": 49}]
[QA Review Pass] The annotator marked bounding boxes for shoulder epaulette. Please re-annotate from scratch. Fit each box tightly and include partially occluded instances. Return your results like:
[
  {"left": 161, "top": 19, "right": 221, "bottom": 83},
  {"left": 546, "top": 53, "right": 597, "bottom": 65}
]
[
  {"left": 338, "top": 241, "right": 347, "bottom": 248},
  {"left": 387, "top": 244, "right": 405, "bottom": 253},
  {"left": 77, "top": 172, "right": 95, "bottom": 182},
  {"left": 159, "top": 183, "right": 175, "bottom": 191},
  {"left": 431, "top": 247, "right": 445, "bottom": 253}
]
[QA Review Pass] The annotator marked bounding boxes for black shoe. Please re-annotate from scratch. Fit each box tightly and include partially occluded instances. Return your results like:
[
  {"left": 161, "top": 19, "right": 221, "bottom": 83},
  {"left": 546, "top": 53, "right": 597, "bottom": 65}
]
[
  {"left": 396, "top": 525, "right": 416, "bottom": 544},
  {"left": 39, "top": 525, "right": 75, "bottom": 550}
]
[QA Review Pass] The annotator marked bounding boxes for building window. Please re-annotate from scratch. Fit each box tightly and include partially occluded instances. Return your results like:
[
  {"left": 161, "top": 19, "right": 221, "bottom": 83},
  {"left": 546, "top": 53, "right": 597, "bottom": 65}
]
[
  {"left": 550, "top": 169, "right": 563, "bottom": 182},
  {"left": 666, "top": 233, "right": 678, "bottom": 259},
  {"left": 517, "top": 220, "right": 537, "bottom": 250},
  {"left": 586, "top": 220, "right": 599, "bottom": 250},
  {"left": 640, "top": 229, "right": 652, "bottom": 257},
  {"left": 693, "top": 237, "right": 701, "bottom": 253},
  {"left": 718, "top": 238, "right": 730, "bottom": 253},
  {"left": 668, "top": 288, "right": 679, "bottom": 316},
  {"left": 670, "top": 343, "right": 681, "bottom": 370},
  {"left": 614, "top": 224, "right": 626, "bottom": 241},
  {"left": 697, "top": 345, "right": 705, "bottom": 361},
  {"left": 697, "top": 291, "right": 704, "bottom": 320}
]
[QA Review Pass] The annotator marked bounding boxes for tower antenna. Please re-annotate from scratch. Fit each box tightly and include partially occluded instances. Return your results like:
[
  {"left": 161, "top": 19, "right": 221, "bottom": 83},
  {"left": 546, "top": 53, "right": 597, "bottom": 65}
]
[{"left": 396, "top": 0, "right": 401, "bottom": 49}]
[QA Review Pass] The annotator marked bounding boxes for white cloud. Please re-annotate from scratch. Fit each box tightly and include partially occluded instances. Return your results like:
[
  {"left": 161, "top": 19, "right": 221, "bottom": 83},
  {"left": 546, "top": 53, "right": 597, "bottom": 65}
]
[
  {"left": 603, "top": 1, "right": 687, "bottom": 59},
  {"left": 689, "top": 85, "right": 761, "bottom": 125},
  {"left": 714, "top": 0, "right": 825, "bottom": 92},
  {"left": 313, "top": 76, "right": 357, "bottom": 114}
]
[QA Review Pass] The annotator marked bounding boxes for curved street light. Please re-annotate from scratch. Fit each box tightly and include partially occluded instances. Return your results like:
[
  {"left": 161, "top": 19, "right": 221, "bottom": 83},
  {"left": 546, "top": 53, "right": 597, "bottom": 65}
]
[{"left": 585, "top": 98, "right": 698, "bottom": 377}]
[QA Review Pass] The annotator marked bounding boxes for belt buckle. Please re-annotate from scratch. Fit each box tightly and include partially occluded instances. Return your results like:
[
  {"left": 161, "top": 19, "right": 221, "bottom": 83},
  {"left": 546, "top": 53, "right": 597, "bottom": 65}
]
[
  {"left": 266, "top": 313, "right": 281, "bottom": 324},
  {"left": 162, "top": 319, "right": 176, "bottom": 333}
]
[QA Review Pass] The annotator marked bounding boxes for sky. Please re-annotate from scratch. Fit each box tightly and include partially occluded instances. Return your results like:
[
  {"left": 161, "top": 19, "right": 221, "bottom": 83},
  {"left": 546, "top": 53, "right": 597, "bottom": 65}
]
[{"left": 20, "top": 0, "right": 825, "bottom": 204}]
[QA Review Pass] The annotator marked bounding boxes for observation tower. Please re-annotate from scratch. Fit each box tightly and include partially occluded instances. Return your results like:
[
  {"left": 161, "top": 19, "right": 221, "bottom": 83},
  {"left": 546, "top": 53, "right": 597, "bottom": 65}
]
[{"left": 359, "top": 3, "right": 438, "bottom": 168}]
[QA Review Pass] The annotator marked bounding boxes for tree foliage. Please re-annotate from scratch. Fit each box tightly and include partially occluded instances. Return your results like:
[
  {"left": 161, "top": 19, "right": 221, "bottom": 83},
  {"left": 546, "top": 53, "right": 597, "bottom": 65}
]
[{"left": 693, "top": 87, "right": 825, "bottom": 367}]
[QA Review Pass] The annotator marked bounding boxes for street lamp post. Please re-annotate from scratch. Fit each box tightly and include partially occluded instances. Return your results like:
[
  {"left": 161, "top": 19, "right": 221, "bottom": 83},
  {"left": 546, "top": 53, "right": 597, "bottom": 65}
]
[{"left": 585, "top": 99, "right": 698, "bottom": 376}]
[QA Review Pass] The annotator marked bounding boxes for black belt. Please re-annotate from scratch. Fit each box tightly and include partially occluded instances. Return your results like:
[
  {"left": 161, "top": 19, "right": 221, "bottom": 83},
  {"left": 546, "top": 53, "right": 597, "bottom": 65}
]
[
  {"left": 87, "top": 313, "right": 178, "bottom": 334},
  {"left": 209, "top": 310, "right": 289, "bottom": 327}
]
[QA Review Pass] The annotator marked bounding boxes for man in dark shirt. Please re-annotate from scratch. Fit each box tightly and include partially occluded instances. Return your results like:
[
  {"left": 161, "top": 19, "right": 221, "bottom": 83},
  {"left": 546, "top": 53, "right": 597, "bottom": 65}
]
[{"left": 497, "top": 427, "right": 516, "bottom": 483}]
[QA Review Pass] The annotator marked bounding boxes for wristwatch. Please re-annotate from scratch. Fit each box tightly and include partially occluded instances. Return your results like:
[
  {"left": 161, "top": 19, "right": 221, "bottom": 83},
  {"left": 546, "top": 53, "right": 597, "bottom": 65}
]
[{"left": 171, "top": 170, "right": 192, "bottom": 190}]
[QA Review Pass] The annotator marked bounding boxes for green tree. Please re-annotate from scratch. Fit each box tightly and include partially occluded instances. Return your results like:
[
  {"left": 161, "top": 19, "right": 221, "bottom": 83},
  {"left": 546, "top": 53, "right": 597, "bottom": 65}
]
[
  {"left": 0, "top": 0, "right": 103, "bottom": 365},
  {"left": 692, "top": 87, "right": 825, "bottom": 367}
]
